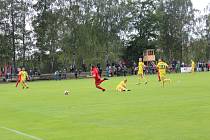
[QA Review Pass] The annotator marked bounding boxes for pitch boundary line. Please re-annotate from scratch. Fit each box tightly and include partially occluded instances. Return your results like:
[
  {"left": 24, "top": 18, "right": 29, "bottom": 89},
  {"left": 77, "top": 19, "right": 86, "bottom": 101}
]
[{"left": 1, "top": 127, "right": 44, "bottom": 140}]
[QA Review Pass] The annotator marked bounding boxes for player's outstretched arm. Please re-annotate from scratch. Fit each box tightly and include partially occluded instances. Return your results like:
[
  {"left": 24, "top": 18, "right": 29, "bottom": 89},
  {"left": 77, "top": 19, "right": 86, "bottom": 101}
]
[{"left": 86, "top": 75, "right": 94, "bottom": 78}]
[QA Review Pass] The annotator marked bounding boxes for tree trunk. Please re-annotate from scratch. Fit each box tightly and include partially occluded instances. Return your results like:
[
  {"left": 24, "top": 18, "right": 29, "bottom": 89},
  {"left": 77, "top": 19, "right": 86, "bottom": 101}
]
[
  {"left": 11, "top": 0, "right": 16, "bottom": 71},
  {"left": 22, "top": 1, "right": 26, "bottom": 67}
]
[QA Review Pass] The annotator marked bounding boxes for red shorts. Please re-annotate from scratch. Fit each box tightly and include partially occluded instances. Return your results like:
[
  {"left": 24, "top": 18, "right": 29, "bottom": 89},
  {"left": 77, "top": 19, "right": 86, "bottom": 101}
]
[{"left": 95, "top": 78, "right": 103, "bottom": 85}]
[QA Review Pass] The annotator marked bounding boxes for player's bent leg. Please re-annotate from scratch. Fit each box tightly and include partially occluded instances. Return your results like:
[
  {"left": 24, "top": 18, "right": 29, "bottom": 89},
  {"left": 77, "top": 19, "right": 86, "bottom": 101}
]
[
  {"left": 164, "top": 78, "right": 171, "bottom": 86},
  {"left": 136, "top": 73, "right": 143, "bottom": 85},
  {"left": 20, "top": 82, "right": 25, "bottom": 89},
  {"left": 191, "top": 67, "right": 194, "bottom": 73},
  {"left": 158, "top": 72, "right": 161, "bottom": 82},
  {"left": 97, "top": 79, "right": 105, "bottom": 85},
  {"left": 22, "top": 81, "right": 29, "bottom": 89},
  {"left": 116, "top": 87, "right": 123, "bottom": 92},
  {"left": 16, "top": 80, "right": 20, "bottom": 87},
  {"left": 96, "top": 83, "right": 105, "bottom": 91},
  {"left": 160, "top": 76, "right": 165, "bottom": 87},
  {"left": 164, "top": 78, "right": 171, "bottom": 82},
  {"left": 121, "top": 87, "right": 126, "bottom": 92},
  {"left": 117, "top": 86, "right": 130, "bottom": 92}
]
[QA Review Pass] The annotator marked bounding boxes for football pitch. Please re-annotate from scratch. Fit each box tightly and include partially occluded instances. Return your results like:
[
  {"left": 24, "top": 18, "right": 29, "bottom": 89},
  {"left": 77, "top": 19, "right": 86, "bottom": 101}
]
[{"left": 0, "top": 72, "right": 210, "bottom": 140}]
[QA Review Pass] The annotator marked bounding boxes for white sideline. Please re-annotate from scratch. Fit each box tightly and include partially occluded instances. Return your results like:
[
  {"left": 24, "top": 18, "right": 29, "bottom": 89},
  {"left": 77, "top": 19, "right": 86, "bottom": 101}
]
[{"left": 1, "top": 127, "right": 44, "bottom": 140}]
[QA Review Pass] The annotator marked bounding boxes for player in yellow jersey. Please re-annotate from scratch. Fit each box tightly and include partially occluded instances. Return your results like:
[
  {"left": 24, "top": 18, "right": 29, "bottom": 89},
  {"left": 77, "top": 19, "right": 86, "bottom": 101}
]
[
  {"left": 116, "top": 79, "right": 130, "bottom": 92},
  {"left": 16, "top": 68, "right": 28, "bottom": 89},
  {"left": 136, "top": 58, "right": 147, "bottom": 85},
  {"left": 156, "top": 59, "right": 171, "bottom": 87},
  {"left": 191, "top": 60, "right": 195, "bottom": 73},
  {"left": 21, "top": 67, "right": 29, "bottom": 89}
]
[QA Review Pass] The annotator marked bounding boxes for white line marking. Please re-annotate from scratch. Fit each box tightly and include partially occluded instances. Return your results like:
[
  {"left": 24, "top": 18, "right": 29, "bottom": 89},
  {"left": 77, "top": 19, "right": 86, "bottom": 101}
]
[{"left": 1, "top": 127, "right": 44, "bottom": 140}]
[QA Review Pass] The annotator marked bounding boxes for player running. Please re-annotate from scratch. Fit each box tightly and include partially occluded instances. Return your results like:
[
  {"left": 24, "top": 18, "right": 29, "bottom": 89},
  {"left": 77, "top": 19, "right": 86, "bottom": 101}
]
[
  {"left": 157, "top": 60, "right": 161, "bottom": 82},
  {"left": 16, "top": 68, "right": 22, "bottom": 87},
  {"left": 191, "top": 60, "right": 195, "bottom": 73},
  {"left": 21, "top": 67, "right": 29, "bottom": 89},
  {"left": 156, "top": 59, "right": 171, "bottom": 87},
  {"left": 91, "top": 66, "right": 108, "bottom": 92},
  {"left": 16, "top": 67, "right": 29, "bottom": 89},
  {"left": 136, "top": 58, "right": 147, "bottom": 85},
  {"left": 116, "top": 79, "right": 130, "bottom": 92}
]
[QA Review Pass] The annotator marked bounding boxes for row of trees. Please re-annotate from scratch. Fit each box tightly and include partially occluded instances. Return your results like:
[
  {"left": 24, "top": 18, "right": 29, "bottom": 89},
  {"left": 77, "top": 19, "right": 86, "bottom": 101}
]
[{"left": 0, "top": 0, "right": 210, "bottom": 73}]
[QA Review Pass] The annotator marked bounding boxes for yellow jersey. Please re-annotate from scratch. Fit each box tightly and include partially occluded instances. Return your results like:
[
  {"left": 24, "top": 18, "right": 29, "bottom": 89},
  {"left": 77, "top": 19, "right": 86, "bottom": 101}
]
[
  {"left": 22, "top": 71, "right": 28, "bottom": 81},
  {"left": 116, "top": 81, "right": 126, "bottom": 88},
  {"left": 138, "top": 62, "right": 144, "bottom": 72},
  {"left": 157, "top": 61, "right": 168, "bottom": 75}
]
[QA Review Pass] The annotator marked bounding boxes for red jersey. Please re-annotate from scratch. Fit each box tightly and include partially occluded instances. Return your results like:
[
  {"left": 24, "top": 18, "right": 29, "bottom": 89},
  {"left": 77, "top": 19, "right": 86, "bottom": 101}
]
[
  {"left": 91, "top": 67, "right": 101, "bottom": 80},
  {"left": 18, "top": 71, "right": 22, "bottom": 81}
]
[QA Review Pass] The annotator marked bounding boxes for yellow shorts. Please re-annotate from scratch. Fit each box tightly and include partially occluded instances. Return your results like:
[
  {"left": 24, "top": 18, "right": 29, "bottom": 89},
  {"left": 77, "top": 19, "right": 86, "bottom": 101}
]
[
  {"left": 116, "top": 86, "right": 126, "bottom": 92},
  {"left": 138, "top": 70, "right": 143, "bottom": 75},
  {"left": 21, "top": 79, "right": 27, "bottom": 83},
  {"left": 159, "top": 73, "right": 166, "bottom": 80}
]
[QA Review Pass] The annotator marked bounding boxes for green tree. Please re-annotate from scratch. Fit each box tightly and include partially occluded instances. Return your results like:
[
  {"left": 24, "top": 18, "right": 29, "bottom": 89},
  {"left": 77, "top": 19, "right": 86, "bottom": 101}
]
[
  {"left": 206, "top": 5, "right": 210, "bottom": 60},
  {"left": 0, "top": 0, "right": 12, "bottom": 66},
  {"left": 158, "top": 0, "right": 195, "bottom": 62},
  {"left": 123, "top": 0, "right": 159, "bottom": 62}
]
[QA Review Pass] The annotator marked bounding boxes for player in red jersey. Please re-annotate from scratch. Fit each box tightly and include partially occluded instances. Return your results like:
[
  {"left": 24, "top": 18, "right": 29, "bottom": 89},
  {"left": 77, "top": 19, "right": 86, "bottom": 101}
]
[
  {"left": 16, "top": 68, "right": 28, "bottom": 89},
  {"left": 91, "top": 66, "right": 108, "bottom": 91},
  {"left": 16, "top": 68, "right": 22, "bottom": 87}
]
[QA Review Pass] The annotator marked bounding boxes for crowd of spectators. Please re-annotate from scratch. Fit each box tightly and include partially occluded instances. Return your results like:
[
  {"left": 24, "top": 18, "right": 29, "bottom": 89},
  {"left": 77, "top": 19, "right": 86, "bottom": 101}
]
[
  {"left": 52, "top": 60, "right": 210, "bottom": 80},
  {"left": 105, "top": 63, "right": 128, "bottom": 77},
  {"left": 1, "top": 60, "right": 210, "bottom": 82},
  {"left": 101, "top": 60, "right": 210, "bottom": 77}
]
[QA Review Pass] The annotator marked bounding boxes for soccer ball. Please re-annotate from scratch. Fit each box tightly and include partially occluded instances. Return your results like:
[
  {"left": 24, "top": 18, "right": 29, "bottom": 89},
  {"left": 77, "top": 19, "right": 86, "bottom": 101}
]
[{"left": 64, "top": 90, "right": 70, "bottom": 95}]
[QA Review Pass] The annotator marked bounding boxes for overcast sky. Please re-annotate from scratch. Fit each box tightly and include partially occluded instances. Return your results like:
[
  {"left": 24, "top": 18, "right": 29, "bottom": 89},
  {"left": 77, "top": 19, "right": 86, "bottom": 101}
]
[{"left": 192, "top": 0, "right": 210, "bottom": 14}]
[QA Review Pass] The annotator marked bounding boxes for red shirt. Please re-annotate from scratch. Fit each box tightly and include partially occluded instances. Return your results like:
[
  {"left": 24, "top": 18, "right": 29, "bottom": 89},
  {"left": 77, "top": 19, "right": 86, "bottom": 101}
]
[
  {"left": 18, "top": 71, "right": 22, "bottom": 81},
  {"left": 91, "top": 67, "right": 101, "bottom": 80}
]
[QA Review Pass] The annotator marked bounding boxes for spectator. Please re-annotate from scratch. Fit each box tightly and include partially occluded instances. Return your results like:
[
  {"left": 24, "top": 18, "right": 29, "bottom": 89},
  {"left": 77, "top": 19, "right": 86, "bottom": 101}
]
[
  {"left": 112, "top": 64, "right": 117, "bottom": 76},
  {"left": 172, "top": 60, "right": 177, "bottom": 72},
  {"left": 59, "top": 71, "right": 62, "bottom": 80},
  {"left": 74, "top": 69, "right": 78, "bottom": 79},
  {"left": 97, "top": 64, "right": 102, "bottom": 77},
  {"left": 109, "top": 66, "right": 113, "bottom": 77},
  {"left": 82, "top": 63, "right": 87, "bottom": 72},
  {"left": 176, "top": 61, "right": 181, "bottom": 73},
  {"left": 205, "top": 63, "right": 208, "bottom": 71},
  {"left": 63, "top": 69, "right": 67, "bottom": 79},
  {"left": 134, "top": 66, "right": 138, "bottom": 75},
  {"left": 181, "top": 62, "right": 185, "bottom": 67},
  {"left": 116, "top": 64, "right": 121, "bottom": 76},
  {"left": 198, "top": 62, "right": 202, "bottom": 72},
  {"left": 122, "top": 65, "right": 127, "bottom": 76},
  {"left": 208, "top": 62, "right": 210, "bottom": 71},
  {"left": 106, "top": 65, "right": 110, "bottom": 77},
  {"left": 54, "top": 70, "right": 59, "bottom": 80}
]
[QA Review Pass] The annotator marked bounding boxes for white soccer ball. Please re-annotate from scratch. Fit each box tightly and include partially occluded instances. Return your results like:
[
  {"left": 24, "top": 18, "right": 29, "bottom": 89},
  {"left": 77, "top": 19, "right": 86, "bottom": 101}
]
[{"left": 64, "top": 90, "right": 70, "bottom": 95}]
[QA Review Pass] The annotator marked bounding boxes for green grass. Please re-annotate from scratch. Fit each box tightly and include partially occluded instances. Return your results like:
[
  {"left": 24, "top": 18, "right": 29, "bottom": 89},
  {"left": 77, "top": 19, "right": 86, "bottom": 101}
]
[{"left": 0, "top": 72, "right": 210, "bottom": 140}]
